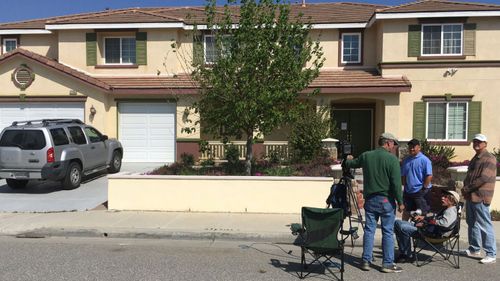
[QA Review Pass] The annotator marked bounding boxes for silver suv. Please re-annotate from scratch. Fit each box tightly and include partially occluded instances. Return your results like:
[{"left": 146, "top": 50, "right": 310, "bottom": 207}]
[{"left": 0, "top": 119, "right": 123, "bottom": 189}]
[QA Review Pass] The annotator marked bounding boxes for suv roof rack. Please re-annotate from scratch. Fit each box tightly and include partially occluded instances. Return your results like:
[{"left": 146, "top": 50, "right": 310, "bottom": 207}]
[{"left": 11, "top": 119, "right": 84, "bottom": 127}]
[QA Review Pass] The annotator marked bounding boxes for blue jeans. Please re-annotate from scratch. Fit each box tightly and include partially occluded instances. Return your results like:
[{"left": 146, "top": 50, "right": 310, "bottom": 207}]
[
  {"left": 466, "top": 201, "right": 497, "bottom": 257},
  {"left": 363, "top": 195, "right": 397, "bottom": 266},
  {"left": 394, "top": 220, "right": 418, "bottom": 257}
]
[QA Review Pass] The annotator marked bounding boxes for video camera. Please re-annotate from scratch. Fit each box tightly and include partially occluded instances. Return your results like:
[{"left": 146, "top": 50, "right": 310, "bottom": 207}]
[{"left": 337, "top": 140, "right": 353, "bottom": 160}]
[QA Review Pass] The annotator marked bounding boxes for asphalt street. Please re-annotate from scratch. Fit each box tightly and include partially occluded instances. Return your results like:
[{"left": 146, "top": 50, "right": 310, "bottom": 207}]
[
  {"left": 0, "top": 162, "right": 160, "bottom": 212},
  {"left": 0, "top": 236, "right": 497, "bottom": 281}
]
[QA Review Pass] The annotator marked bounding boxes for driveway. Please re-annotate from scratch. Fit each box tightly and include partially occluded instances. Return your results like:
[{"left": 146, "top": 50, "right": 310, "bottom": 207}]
[{"left": 0, "top": 163, "right": 162, "bottom": 212}]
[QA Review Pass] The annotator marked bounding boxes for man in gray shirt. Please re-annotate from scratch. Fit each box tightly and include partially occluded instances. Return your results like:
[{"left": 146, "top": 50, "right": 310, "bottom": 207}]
[{"left": 394, "top": 190, "right": 459, "bottom": 262}]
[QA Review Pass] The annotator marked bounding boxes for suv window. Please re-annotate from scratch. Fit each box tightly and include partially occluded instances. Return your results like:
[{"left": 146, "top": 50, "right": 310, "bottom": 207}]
[
  {"left": 50, "top": 128, "right": 70, "bottom": 146},
  {"left": 84, "top": 127, "right": 103, "bottom": 143},
  {"left": 68, "top": 126, "right": 87, "bottom": 145},
  {"left": 0, "top": 130, "right": 46, "bottom": 150}
]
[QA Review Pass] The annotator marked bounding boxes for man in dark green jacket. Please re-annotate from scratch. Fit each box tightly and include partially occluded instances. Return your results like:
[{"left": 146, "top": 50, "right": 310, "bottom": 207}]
[{"left": 345, "top": 132, "right": 404, "bottom": 273}]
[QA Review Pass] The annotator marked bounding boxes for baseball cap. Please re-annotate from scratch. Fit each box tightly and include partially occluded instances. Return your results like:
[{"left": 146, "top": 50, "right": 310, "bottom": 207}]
[
  {"left": 408, "top": 138, "right": 420, "bottom": 147},
  {"left": 443, "top": 190, "right": 460, "bottom": 204},
  {"left": 380, "top": 132, "right": 399, "bottom": 145},
  {"left": 473, "top": 134, "right": 488, "bottom": 142}
]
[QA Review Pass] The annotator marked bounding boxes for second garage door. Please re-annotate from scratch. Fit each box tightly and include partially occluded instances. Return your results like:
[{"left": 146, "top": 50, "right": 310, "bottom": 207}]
[
  {"left": 0, "top": 102, "right": 85, "bottom": 130},
  {"left": 118, "top": 102, "right": 176, "bottom": 163}
]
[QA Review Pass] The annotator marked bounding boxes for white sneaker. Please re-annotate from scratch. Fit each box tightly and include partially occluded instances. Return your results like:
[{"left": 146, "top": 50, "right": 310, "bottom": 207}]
[
  {"left": 461, "top": 249, "right": 482, "bottom": 257},
  {"left": 480, "top": 256, "right": 497, "bottom": 264}
]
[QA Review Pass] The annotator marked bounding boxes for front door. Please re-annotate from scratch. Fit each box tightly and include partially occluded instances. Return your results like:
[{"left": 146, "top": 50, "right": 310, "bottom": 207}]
[{"left": 331, "top": 108, "right": 373, "bottom": 157}]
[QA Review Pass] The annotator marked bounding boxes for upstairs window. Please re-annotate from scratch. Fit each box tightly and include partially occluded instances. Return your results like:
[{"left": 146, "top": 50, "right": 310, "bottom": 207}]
[
  {"left": 427, "top": 101, "right": 468, "bottom": 141},
  {"left": 2, "top": 38, "right": 17, "bottom": 53},
  {"left": 104, "top": 37, "right": 136, "bottom": 64},
  {"left": 204, "top": 34, "right": 231, "bottom": 64},
  {"left": 341, "top": 33, "right": 361, "bottom": 64},
  {"left": 422, "top": 24, "right": 462, "bottom": 56}
]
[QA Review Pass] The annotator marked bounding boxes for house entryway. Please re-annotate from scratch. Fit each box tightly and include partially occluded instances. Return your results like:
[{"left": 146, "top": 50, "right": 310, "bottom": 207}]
[{"left": 331, "top": 107, "right": 373, "bottom": 157}]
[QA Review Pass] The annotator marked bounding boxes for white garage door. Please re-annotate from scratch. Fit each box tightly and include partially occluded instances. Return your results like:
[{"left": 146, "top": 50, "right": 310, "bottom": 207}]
[
  {"left": 118, "top": 102, "right": 176, "bottom": 163},
  {"left": 0, "top": 102, "right": 85, "bottom": 130}
]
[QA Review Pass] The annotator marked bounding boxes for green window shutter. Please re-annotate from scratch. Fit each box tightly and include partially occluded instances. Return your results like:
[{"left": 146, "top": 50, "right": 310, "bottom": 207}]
[
  {"left": 464, "top": 23, "right": 476, "bottom": 56},
  {"left": 86, "top": 33, "right": 97, "bottom": 66},
  {"left": 136, "top": 32, "right": 147, "bottom": 65},
  {"left": 468, "top": 101, "right": 481, "bottom": 141},
  {"left": 413, "top": 101, "right": 426, "bottom": 140},
  {"left": 193, "top": 34, "right": 204, "bottom": 66},
  {"left": 408, "top": 25, "right": 421, "bottom": 57}
]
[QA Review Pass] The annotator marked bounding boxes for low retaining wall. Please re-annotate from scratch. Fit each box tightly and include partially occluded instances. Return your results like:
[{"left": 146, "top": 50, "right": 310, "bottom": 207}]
[{"left": 108, "top": 174, "right": 333, "bottom": 213}]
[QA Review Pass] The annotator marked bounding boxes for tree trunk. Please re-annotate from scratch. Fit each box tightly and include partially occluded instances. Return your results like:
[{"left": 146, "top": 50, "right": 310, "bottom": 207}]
[{"left": 245, "top": 134, "right": 253, "bottom": 176}]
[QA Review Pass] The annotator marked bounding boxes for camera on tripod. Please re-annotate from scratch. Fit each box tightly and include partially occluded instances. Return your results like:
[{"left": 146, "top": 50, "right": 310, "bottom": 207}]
[{"left": 337, "top": 140, "right": 353, "bottom": 160}]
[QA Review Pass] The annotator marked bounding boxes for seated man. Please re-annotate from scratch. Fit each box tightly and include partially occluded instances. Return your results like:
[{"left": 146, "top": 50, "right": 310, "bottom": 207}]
[{"left": 394, "top": 190, "right": 459, "bottom": 262}]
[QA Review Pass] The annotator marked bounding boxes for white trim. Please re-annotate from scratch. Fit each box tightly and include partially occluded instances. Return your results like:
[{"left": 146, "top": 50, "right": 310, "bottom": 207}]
[
  {"left": 45, "top": 22, "right": 367, "bottom": 31},
  {"left": 46, "top": 23, "right": 185, "bottom": 30},
  {"left": 0, "top": 29, "right": 52, "bottom": 35},
  {"left": 376, "top": 11, "right": 500, "bottom": 19},
  {"left": 341, "top": 32, "right": 362, "bottom": 64},
  {"left": 2, "top": 38, "right": 18, "bottom": 53},
  {"left": 103, "top": 36, "right": 136, "bottom": 65},
  {"left": 421, "top": 23, "right": 463, "bottom": 56}
]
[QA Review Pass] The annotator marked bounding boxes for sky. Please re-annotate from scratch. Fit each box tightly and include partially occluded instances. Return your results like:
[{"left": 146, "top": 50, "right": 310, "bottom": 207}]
[{"left": 1, "top": 0, "right": 500, "bottom": 24}]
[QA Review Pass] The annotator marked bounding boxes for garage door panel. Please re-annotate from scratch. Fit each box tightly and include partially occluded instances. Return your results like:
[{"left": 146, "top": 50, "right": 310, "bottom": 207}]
[
  {"left": 0, "top": 103, "right": 84, "bottom": 131},
  {"left": 119, "top": 103, "right": 176, "bottom": 163}
]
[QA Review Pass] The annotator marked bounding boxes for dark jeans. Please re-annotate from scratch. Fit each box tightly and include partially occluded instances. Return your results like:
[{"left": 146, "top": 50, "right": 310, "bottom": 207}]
[{"left": 403, "top": 188, "right": 430, "bottom": 213}]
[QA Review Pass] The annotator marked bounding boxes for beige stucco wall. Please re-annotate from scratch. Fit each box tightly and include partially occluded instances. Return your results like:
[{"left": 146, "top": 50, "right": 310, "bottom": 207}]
[
  {"left": 108, "top": 174, "right": 332, "bottom": 213},
  {"left": 19, "top": 34, "right": 58, "bottom": 59},
  {"left": 384, "top": 67, "right": 500, "bottom": 161},
  {"left": 0, "top": 56, "right": 112, "bottom": 135},
  {"left": 381, "top": 17, "right": 500, "bottom": 62}
]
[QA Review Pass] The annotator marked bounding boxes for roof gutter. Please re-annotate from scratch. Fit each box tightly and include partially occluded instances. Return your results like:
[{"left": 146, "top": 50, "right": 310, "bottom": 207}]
[
  {"left": 376, "top": 10, "right": 500, "bottom": 20},
  {"left": 0, "top": 29, "right": 52, "bottom": 35}
]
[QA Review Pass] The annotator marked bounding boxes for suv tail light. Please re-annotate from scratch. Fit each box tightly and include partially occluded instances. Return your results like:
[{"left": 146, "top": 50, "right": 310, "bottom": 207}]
[{"left": 47, "top": 147, "right": 55, "bottom": 163}]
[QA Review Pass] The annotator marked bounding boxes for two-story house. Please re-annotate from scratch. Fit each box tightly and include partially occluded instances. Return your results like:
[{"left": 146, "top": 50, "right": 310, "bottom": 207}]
[{"left": 0, "top": 0, "right": 498, "bottom": 163}]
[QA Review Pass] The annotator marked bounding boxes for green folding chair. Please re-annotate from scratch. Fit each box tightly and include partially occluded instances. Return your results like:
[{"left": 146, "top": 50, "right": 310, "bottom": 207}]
[{"left": 291, "top": 207, "right": 349, "bottom": 280}]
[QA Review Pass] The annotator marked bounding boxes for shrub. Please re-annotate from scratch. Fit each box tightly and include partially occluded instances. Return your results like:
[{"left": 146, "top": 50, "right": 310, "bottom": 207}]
[
  {"left": 288, "top": 106, "right": 332, "bottom": 163},
  {"left": 421, "top": 139, "right": 456, "bottom": 169},
  {"left": 222, "top": 144, "right": 246, "bottom": 175},
  {"left": 180, "top": 153, "right": 195, "bottom": 166},
  {"left": 491, "top": 209, "right": 500, "bottom": 221},
  {"left": 493, "top": 148, "right": 500, "bottom": 176}
]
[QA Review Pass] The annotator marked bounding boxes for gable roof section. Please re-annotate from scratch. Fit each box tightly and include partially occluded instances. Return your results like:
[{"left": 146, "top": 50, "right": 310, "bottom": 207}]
[
  {"left": 0, "top": 48, "right": 110, "bottom": 91},
  {"left": 378, "top": 0, "right": 500, "bottom": 13}
]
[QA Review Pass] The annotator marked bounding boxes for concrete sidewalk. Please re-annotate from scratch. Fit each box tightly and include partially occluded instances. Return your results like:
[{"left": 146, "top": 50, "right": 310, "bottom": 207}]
[{"left": 1, "top": 210, "right": 500, "bottom": 248}]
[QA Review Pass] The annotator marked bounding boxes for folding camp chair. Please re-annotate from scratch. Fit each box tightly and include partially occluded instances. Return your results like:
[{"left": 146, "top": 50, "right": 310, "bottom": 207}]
[
  {"left": 291, "top": 207, "right": 351, "bottom": 280},
  {"left": 412, "top": 202, "right": 463, "bottom": 268}
]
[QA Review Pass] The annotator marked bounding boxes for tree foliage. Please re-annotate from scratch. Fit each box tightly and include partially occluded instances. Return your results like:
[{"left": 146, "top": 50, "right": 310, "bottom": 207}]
[{"left": 190, "top": 0, "right": 324, "bottom": 174}]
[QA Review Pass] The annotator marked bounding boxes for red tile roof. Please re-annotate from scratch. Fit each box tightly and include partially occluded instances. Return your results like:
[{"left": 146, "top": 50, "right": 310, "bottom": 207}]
[
  {"left": 0, "top": 49, "right": 410, "bottom": 94},
  {"left": 0, "top": 3, "right": 385, "bottom": 29},
  {"left": 378, "top": 0, "right": 500, "bottom": 13}
]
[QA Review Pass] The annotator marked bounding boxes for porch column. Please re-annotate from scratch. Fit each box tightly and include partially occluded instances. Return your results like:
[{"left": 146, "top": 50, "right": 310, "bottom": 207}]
[{"left": 383, "top": 94, "right": 400, "bottom": 136}]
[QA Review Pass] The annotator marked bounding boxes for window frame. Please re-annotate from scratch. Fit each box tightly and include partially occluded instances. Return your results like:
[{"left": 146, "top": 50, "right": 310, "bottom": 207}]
[
  {"left": 421, "top": 23, "right": 463, "bottom": 56},
  {"left": 2, "top": 38, "right": 18, "bottom": 53},
  {"left": 340, "top": 32, "right": 362, "bottom": 64},
  {"left": 103, "top": 36, "right": 136, "bottom": 65},
  {"left": 203, "top": 34, "right": 231, "bottom": 64},
  {"left": 425, "top": 101, "right": 469, "bottom": 141}
]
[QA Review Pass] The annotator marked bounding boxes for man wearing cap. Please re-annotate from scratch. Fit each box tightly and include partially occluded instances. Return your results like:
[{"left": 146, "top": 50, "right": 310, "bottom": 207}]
[
  {"left": 401, "top": 139, "right": 433, "bottom": 220},
  {"left": 344, "top": 132, "right": 404, "bottom": 273},
  {"left": 394, "top": 190, "right": 459, "bottom": 262},
  {"left": 461, "top": 133, "right": 497, "bottom": 264}
]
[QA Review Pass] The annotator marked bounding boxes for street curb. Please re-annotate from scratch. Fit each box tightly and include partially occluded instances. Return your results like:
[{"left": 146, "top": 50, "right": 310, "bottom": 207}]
[{"left": 9, "top": 227, "right": 298, "bottom": 243}]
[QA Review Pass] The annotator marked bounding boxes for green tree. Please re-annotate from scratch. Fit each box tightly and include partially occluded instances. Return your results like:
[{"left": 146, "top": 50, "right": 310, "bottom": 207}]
[{"left": 190, "top": 0, "right": 324, "bottom": 175}]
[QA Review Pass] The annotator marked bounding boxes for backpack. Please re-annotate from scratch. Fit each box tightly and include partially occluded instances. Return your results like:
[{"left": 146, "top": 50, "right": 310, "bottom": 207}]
[{"left": 326, "top": 182, "right": 349, "bottom": 216}]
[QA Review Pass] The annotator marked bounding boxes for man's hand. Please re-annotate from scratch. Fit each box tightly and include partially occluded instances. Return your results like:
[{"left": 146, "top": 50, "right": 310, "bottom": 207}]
[
  {"left": 346, "top": 155, "right": 354, "bottom": 160},
  {"left": 398, "top": 204, "right": 405, "bottom": 213}
]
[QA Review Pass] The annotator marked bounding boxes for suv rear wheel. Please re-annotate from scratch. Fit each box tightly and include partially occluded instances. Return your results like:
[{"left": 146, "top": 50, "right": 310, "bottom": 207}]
[
  {"left": 62, "top": 162, "right": 82, "bottom": 189},
  {"left": 6, "top": 179, "right": 28, "bottom": 189},
  {"left": 108, "top": 150, "right": 122, "bottom": 173}
]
